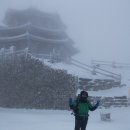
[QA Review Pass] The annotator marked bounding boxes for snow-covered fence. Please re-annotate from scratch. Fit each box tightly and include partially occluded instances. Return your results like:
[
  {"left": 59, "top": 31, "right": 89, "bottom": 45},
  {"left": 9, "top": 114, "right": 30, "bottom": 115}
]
[
  {"left": 31, "top": 49, "right": 61, "bottom": 63},
  {"left": 0, "top": 46, "right": 29, "bottom": 62},
  {"left": 128, "top": 98, "right": 130, "bottom": 106},
  {"left": 78, "top": 78, "right": 121, "bottom": 91},
  {"left": 0, "top": 46, "right": 16, "bottom": 55},
  {"left": 71, "top": 58, "right": 121, "bottom": 81},
  {"left": 89, "top": 96, "right": 128, "bottom": 108},
  {"left": 128, "top": 88, "right": 130, "bottom": 106},
  {"left": 0, "top": 46, "right": 61, "bottom": 63},
  {"left": 30, "top": 52, "right": 59, "bottom": 63},
  {"left": 91, "top": 60, "right": 130, "bottom": 69}
]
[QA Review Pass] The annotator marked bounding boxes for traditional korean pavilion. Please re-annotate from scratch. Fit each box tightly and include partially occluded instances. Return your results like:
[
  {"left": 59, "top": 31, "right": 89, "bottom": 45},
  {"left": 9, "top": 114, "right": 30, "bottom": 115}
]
[{"left": 0, "top": 8, "right": 78, "bottom": 61}]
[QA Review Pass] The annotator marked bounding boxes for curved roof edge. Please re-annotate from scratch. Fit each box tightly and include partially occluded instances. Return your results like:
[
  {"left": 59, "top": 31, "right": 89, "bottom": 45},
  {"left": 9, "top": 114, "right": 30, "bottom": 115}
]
[
  {"left": 0, "top": 23, "right": 65, "bottom": 33},
  {"left": 0, "top": 32, "right": 69, "bottom": 44}
]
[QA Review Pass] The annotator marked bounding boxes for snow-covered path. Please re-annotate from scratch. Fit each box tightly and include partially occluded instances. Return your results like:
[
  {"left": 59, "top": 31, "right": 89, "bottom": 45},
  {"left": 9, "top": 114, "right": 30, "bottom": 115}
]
[{"left": 0, "top": 107, "right": 129, "bottom": 130}]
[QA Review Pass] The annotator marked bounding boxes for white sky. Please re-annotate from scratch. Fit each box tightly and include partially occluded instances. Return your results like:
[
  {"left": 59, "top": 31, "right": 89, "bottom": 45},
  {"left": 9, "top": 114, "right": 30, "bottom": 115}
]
[{"left": 0, "top": 0, "right": 130, "bottom": 64}]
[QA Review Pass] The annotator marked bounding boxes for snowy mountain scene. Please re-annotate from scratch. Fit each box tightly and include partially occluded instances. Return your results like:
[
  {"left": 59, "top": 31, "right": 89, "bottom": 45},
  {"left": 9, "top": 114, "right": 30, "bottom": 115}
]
[{"left": 0, "top": 0, "right": 130, "bottom": 130}]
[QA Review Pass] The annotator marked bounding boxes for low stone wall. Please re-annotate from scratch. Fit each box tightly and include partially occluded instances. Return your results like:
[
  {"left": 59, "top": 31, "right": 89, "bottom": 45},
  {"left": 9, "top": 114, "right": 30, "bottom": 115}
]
[
  {"left": 89, "top": 96, "right": 128, "bottom": 108},
  {"left": 78, "top": 78, "right": 121, "bottom": 91}
]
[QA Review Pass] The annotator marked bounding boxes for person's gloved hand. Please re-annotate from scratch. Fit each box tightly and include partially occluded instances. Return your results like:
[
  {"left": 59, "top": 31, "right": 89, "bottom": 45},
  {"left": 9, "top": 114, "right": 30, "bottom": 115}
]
[
  {"left": 96, "top": 100, "right": 100, "bottom": 107},
  {"left": 69, "top": 98, "right": 73, "bottom": 106}
]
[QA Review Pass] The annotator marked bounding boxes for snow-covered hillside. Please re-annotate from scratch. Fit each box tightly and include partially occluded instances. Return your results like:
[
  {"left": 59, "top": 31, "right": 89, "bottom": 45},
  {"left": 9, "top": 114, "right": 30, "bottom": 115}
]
[{"left": 43, "top": 58, "right": 130, "bottom": 97}]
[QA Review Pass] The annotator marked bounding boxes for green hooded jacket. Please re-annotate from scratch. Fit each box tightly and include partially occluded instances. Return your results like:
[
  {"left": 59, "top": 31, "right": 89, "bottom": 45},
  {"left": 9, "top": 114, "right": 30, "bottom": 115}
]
[{"left": 70, "top": 99, "right": 97, "bottom": 117}]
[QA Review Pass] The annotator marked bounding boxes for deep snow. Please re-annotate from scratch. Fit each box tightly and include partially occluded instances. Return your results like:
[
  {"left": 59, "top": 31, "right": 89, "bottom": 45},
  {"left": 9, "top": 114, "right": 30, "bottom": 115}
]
[{"left": 0, "top": 107, "right": 130, "bottom": 130}]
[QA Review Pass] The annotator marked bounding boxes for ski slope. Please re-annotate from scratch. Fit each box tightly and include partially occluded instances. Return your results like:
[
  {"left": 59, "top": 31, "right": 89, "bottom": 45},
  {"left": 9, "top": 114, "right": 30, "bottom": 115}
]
[{"left": 0, "top": 107, "right": 129, "bottom": 130}]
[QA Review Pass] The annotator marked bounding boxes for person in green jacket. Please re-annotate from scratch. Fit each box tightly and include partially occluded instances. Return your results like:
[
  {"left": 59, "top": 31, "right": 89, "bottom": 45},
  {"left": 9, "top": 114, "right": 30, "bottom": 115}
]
[{"left": 69, "top": 90, "right": 100, "bottom": 130}]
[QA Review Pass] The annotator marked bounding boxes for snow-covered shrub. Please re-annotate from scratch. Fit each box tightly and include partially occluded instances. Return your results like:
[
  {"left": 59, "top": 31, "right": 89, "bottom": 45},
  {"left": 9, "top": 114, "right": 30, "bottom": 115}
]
[{"left": 0, "top": 55, "right": 76, "bottom": 109}]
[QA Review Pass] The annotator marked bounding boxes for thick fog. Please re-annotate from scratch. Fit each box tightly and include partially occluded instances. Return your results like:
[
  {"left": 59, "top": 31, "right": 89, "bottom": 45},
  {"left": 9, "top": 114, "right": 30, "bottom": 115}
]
[{"left": 0, "top": 0, "right": 130, "bottom": 64}]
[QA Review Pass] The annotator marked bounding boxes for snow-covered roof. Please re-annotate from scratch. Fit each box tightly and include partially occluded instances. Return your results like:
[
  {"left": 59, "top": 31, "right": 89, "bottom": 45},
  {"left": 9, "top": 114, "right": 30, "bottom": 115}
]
[
  {"left": 4, "top": 8, "right": 66, "bottom": 29},
  {"left": 0, "top": 23, "right": 65, "bottom": 33},
  {"left": 0, "top": 32, "right": 69, "bottom": 44}
]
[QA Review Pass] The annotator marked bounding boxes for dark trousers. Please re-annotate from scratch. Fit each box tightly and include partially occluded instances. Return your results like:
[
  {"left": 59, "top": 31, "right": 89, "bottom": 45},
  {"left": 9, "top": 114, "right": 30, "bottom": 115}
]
[{"left": 75, "top": 116, "right": 88, "bottom": 130}]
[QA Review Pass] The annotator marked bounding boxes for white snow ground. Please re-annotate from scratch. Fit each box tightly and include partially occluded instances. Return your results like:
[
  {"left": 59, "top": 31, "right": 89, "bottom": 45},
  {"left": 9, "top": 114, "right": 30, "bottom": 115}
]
[{"left": 0, "top": 107, "right": 130, "bottom": 130}]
